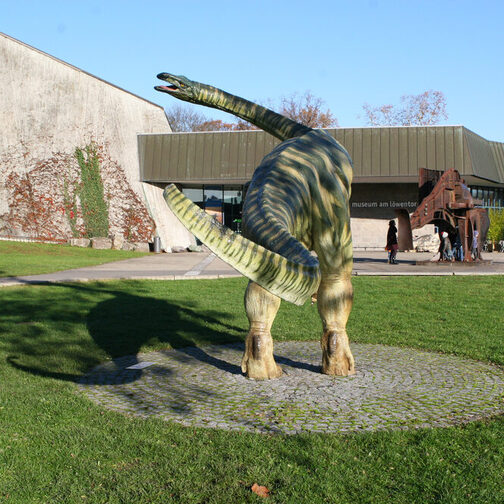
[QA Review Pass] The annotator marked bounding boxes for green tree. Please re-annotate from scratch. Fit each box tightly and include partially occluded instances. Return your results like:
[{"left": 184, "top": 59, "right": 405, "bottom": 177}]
[{"left": 487, "top": 209, "right": 504, "bottom": 245}]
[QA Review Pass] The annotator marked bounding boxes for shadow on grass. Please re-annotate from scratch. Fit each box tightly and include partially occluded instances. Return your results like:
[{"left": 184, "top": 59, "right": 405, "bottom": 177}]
[{"left": 4, "top": 281, "right": 245, "bottom": 384}]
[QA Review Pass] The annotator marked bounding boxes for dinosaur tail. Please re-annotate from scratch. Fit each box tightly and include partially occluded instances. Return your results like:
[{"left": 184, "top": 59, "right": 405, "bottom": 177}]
[{"left": 164, "top": 184, "right": 320, "bottom": 306}]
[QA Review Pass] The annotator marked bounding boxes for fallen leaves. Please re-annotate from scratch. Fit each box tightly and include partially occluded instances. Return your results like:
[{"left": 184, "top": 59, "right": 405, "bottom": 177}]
[{"left": 251, "top": 483, "right": 270, "bottom": 498}]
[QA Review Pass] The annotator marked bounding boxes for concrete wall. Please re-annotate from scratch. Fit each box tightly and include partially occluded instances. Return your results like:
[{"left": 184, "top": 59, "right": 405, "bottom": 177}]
[
  {"left": 0, "top": 32, "right": 191, "bottom": 248},
  {"left": 351, "top": 218, "right": 438, "bottom": 252},
  {"left": 141, "top": 184, "right": 196, "bottom": 250}
]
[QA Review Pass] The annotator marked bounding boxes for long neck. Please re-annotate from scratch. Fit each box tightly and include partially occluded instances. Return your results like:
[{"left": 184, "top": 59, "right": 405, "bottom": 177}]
[{"left": 197, "top": 85, "right": 311, "bottom": 141}]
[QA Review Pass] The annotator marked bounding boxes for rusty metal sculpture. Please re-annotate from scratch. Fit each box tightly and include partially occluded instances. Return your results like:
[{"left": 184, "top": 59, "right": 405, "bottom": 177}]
[{"left": 410, "top": 168, "right": 489, "bottom": 261}]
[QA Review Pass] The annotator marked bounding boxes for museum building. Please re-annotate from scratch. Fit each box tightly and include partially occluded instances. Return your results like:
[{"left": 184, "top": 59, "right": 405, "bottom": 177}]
[
  {"left": 3, "top": 31, "right": 504, "bottom": 250},
  {"left": 138, "top": 126, "right": 504, "bottom": 247}
]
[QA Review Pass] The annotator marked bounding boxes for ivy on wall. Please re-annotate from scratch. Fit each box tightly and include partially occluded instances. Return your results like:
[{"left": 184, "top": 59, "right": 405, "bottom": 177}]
[
  {"left": 75, "top": 144, "right": 109, "bottom": 238},
  {"left": 63, "top": 178, "right": 79, "bottom": 238},
  {"left": 0, "top": 142, "right": 155, "bottom": 242}
]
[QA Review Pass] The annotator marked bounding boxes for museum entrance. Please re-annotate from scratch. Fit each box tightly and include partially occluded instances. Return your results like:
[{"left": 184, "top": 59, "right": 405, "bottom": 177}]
[{"left": 182, "top": 184, "right": 244, "bottom": 232}]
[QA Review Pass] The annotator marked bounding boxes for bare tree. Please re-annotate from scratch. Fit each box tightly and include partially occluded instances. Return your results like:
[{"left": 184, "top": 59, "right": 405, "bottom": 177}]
[
  {"left": 280, "top": 91, "right": 338, "bottom": 128},
  {"left": 230, "top": 92, "right": 339, "bottom": 129},
  {"left": 363, "top": 90, "right": 448, "bottom": 126},
  {"left": 166, "top": 92, "right": 338, "bottom": 132},
  {"left": 193, "top": 119, "right": 256, "bottom": 132},
  {"left": 232, "top": 119, "right": 259, "bottom": 130},
  {"left": 165, "top": 105, "right": 209, "bottom": 132}
]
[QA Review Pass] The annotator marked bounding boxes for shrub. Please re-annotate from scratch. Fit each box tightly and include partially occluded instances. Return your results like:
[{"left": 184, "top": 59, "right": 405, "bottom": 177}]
[{"left": 487, "top": 208, "right": 504, "bottom": 244}]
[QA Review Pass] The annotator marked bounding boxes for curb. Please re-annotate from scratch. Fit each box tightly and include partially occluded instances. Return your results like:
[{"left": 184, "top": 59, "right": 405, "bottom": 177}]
[{"left": 0, "top": 273, "right": 242, "bottom": 288}]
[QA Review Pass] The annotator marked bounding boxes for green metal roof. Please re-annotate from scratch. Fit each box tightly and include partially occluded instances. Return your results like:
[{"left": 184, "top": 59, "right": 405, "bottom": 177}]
[
  {"left": 463, "top": 128, "right": 504, "bottom": 184},
  {"left": 138, "top": 126, "right": 504, "bottom": 186}
]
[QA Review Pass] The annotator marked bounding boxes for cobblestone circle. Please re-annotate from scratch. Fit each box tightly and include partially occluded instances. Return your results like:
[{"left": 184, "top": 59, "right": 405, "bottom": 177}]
[{"left": 79, "top": 342, "right": 504, "bottom": 435}]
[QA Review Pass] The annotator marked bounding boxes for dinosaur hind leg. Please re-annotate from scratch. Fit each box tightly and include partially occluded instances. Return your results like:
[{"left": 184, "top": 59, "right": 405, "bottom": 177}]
[
  {"left": 242, "top": 281, "right": 283, "bottom": 380},
  {"left": 317, "top": 275, "right": 355, "bottom": 376}
]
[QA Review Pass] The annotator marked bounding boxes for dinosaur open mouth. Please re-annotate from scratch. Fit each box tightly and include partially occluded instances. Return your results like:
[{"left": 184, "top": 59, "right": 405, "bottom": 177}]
[{"left": 155, "top": 85, "right": 179, "bottom": 93}]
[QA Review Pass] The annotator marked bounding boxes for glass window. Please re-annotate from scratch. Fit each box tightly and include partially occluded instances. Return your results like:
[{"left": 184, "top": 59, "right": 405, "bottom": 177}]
[
  {"left": 223, "top": 186, "right": 243, "bottom": 230},
  {"left": 182, "top": 186, "right": 204, "bottom": 208},
  {"left": 180, "top": 184, "right": 247, "bottom": 230},
  {"left": 487, "top": 189, "right": 495, "bottom": 208},
  {"left": 203, "top": 185, "right": 223, "bottom": 224},
  {"left": 469, "top": 186, "right": 504, "bottom": 208}
]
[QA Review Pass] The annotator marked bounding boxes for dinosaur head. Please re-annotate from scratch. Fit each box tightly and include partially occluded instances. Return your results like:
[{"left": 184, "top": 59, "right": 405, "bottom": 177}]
[{"left": 155, "top": 73, "right": 203, "bottom": 105}]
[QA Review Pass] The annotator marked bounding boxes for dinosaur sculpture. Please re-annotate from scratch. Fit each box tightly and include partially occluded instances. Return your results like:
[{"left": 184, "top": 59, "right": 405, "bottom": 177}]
[{"left": 155, "top": 73, "right": 355, "bottom": 379}]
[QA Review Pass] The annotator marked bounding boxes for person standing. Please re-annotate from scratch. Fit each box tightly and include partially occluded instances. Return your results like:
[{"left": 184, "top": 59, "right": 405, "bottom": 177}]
[
  {"left": 437, "top": 231, "right": 444, "bottom": 261},
  {"left": 441, "top": 232, "right": 454, "bottom": 261},
  {"left": 453, "top": 231, "right": 464, "bottom": 261},
  {"left": 386, "top": 220, "right": 398, "bottom": 264},
  {"left": 472, "top": 229, "right": 480, "bottom": 260}
]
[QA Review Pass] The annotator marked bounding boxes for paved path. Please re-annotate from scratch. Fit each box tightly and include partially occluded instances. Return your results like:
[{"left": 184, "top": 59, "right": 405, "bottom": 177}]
[
  {"left": 2, "top": 250, "right": 504, "bottom": 287},
  {"left": 79, "top": 341, "right": 504, "bottom": 435}
]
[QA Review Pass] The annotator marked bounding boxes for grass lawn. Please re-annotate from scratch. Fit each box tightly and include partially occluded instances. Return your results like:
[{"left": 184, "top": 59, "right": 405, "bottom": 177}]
[
  {"left": 1, "top": 276, "right": 503, "bottom": 503},
  {"left": 0, "top": 241, "right": 149, "bottom": 278}
]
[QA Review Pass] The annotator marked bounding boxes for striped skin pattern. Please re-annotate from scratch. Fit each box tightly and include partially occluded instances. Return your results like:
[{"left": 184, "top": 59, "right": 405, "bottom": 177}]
[
  {"left": 164, "top": 184, "right": 320, "bottom": 305},
  {"left": 195, "top": 86, "right": 310, "bottom": 141},
  {"left": 242, "top": 129, "right": 353, "bottom": 291},
  {"left": 155, "top": 73, "right": 310, "bottom": 142},
  {"left": 157, "top": 74, "right": 356, "bottom": 378},
  {"left": 156, "top": 74, "right": 354, "bottom": 305}
]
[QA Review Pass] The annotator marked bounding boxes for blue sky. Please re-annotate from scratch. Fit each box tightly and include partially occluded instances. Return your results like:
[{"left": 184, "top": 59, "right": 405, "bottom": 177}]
[{"left": 2, "top": 0, "right": 503, "bottom": 140}]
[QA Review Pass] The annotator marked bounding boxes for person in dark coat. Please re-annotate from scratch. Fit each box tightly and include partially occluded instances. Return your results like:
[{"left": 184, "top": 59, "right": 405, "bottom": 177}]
[
  {"left": 453, "top": 230, "right": 464, "bottom": 261},
  {"left": 386, "top": 220, "right": 398, "bottom": 264},
  {"left": 437, "top": 231, "right": 444, "bottom": 261}
]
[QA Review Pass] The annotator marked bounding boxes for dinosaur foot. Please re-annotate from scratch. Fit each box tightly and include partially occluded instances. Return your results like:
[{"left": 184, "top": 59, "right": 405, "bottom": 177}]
[
  {"left": 241, "top": 333, "right": 282, "bottom": 380},
  {"left": 321, "top": 330, "right": 355, "bottom": 376}
]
